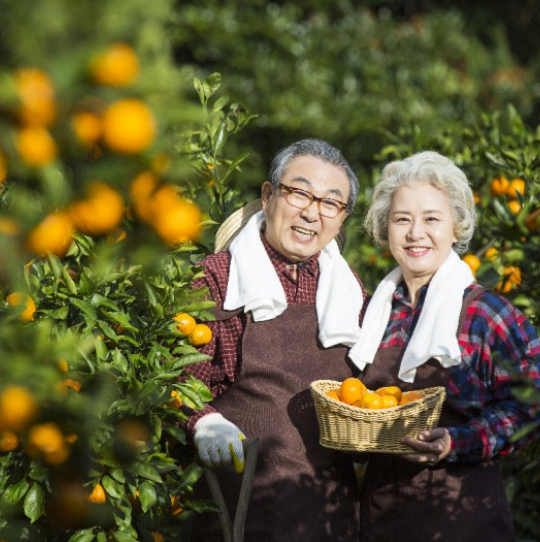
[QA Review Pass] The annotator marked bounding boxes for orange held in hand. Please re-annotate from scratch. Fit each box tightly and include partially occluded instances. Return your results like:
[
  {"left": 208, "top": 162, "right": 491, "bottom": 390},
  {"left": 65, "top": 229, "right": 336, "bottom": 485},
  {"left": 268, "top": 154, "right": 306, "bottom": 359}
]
[
  {"left": 325, "top": 389, "right": 341, "bottom": 401},
  {"left": 375, "top": 385, "right": 402, "bottom": 404},
  {"left": 339, "top": 378, "right": 367, "bottom": 405},
  {"left": 399, "top": 390, "right": 423, "bottom": 405},
  {"left": 362, "top": 391, "right": 384, "bottom": 409}
]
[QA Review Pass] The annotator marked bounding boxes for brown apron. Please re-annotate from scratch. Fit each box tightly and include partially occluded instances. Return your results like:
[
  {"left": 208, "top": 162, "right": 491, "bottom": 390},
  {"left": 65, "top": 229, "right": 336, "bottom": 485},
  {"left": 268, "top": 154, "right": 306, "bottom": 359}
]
[
  {"left": 192, "top": 304, "right": 361, "bottom": 542},
  {"left": 358, "top": 288, "right": 516, "bottom": 542}
]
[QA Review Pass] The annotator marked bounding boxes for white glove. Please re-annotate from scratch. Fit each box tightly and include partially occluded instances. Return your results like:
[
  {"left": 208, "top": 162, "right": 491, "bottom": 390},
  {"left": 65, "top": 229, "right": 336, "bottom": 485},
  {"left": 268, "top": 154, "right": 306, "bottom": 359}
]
[{"left": 194, "top": 413, "right": 246, "bottom": 473}]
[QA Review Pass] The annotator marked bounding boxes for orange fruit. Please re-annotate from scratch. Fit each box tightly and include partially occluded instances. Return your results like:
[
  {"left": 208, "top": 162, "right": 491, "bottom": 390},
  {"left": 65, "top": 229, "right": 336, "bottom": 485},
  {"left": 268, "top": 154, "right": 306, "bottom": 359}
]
[
  {"left": 525, "top": 208, "right": 540, "bottom": 232},
  {"left": 507, "top": 200, "right": 522, "bottom": 214},
  {"left": 325, "top": 389, "right": 341, "bottom": 401},
  {"left": 25, "top": 211, "right": 73, "bottom": 258},
  {"left": 399, "top": 390, "right": 424, "bottom": 405},
  {"left": 484, "top": 247, "right": 499, "bottom": 261},
  {"left": 102, "top": 98, "right": 156, "bottom": 154},
  {"left": 71, "top": 111, "right": 102, "bottom": 146},
  {"left": 88, "top": 483, "right": 107, "bottom": 504},
  {"left": 173, "top": 312, "right": 197, "bottom": 335},
  {"left": 375, "top": 385, "right": 402, "bottom": 403},
  {"left": 15, "top": 68, "right": 57, "bottom": 126},
  {"left": 26, "top": 422, "right": 70, "bottom": 465},
  {"left": 489, "top": 176, "right": 509, "bottom": 196},
  {"left": 0, "top": 217, "right": 20, "bottom": 236},
  {"left": 90, "top": 43, "right": 139, "bottom": 87},
  {"left": 0, "top": 150, "right": 7, "bottom": 184},
  {"left": 496, "top": 266, "right": 522, "bottom": 293},
  {"left": 150, "top": 192, "right": 203, "bottom": 245},
  {"left": 339, "top": 378, "right": 367, "bottom": 405},
  {"left": 6, "top": 292, "right": 36, "bottom": 322},
  {"left": 473, "top": 191, "right": 481, "bottom": 205},
  {"left": 188, "top": 323, "right": 213, "bottom": 347},
  {"left": 16, "top": 126, "right": 58, "bottom": 166},
  {"left": 0, "top": 386, "right": 37, "bottom": 431},
  {"left": 462, "top": 253, "right": 480, "bottom": 274},
  {"left": 170, "top": 495, "right": 184, "bottom": 516},
  {"left": 362, "top": 392, "right": 384, "bottom": 409},
  {"left": 167, "top": 390, "right": 183, "bottom": 408},
  {"left": 506, "top": 178, "right": 525, "bottom": 199},
  {"left": 69, "top": 181, "right": 125, "bottom": 235},
  {"left": 130, "top": 171, "right": 159, "bottom": 221},
  {"left": 57, "top": 359, "right": 69, "bottom": 373},
  {"left": 0, "top": 431, "right": 20, "bottom": 452},
  {"left": 63, "top": 379, "right": 82, "bottom": 392},
  {"left": 152, "top": 533, "right": 165, "bottom": 542},
  {"left": 380, "top": 395, "right": 399, "bottom": 408}
]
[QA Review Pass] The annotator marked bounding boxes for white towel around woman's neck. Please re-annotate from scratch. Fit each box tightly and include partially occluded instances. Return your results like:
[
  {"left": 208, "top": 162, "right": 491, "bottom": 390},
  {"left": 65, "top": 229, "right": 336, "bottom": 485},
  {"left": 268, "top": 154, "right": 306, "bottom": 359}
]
[
  {"left": 224, "top": 210, "right": 364, "bottom": 348},
  {"left": 348, "top": 250, "right": 475, "bottom": 383}
]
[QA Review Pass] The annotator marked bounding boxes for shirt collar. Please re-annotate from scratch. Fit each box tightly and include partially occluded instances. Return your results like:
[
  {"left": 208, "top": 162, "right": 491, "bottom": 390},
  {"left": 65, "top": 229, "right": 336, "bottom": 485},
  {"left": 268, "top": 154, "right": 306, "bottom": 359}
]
[
  {"left": 260, "top": 231, "right": 320, "bottom": 278},
  {"left": 394, "top": 280, "right": 429, "bottom": 309}
]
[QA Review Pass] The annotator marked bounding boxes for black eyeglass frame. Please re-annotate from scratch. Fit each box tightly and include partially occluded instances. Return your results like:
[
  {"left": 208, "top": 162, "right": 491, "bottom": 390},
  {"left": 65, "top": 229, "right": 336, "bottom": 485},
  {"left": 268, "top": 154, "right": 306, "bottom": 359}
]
[{"left": 276, "top": 183, "right": 348, "bottom": 219}]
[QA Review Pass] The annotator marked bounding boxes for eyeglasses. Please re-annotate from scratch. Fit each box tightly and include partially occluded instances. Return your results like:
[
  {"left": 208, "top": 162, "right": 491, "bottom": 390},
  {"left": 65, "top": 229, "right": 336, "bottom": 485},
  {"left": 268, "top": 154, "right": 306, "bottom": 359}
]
[{"left": 277, "top": 183, "right": 348, "bottom": 219}]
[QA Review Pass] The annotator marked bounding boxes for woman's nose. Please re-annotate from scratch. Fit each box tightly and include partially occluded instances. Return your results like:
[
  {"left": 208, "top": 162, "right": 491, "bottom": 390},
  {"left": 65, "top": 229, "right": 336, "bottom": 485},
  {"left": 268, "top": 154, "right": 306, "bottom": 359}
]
[{"left": 406, "top": 220, "right": 424, "bottom": 239}]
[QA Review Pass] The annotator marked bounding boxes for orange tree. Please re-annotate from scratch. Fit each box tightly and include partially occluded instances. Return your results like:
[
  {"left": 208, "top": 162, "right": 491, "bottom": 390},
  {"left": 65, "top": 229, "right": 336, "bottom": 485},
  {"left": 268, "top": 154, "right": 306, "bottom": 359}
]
[
  {"left": 368, "top": 105, "right": 540, "bottom": 540},
  {"left": 0, "top": 1, "right": 255, "bottom": 541}
]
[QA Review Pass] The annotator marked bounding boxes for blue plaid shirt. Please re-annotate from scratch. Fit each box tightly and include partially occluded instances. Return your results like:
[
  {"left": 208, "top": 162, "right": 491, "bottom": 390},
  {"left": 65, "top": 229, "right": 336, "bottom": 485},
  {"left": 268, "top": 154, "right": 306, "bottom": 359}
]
[{"left": 382, "top": 282, "right": 540, "bottom": 463}]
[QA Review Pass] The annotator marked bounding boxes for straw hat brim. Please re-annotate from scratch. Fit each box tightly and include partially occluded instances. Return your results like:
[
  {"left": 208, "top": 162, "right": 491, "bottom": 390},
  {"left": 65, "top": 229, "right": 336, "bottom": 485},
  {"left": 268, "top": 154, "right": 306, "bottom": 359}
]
[{"left": 214, "top": 198, "right": 346, "bottom": 254}]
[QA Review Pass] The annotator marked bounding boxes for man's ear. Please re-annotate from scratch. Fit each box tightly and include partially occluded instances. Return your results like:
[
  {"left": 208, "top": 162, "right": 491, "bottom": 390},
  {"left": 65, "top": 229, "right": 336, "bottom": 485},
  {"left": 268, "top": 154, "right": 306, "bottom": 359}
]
[{"left": 261, "top": 182, "right": 272, "bottom": 209}]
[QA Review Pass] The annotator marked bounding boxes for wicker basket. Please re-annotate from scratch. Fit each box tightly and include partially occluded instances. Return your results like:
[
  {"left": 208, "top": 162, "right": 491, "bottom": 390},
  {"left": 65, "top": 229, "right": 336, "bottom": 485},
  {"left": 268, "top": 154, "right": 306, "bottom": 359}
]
[{"left": 310, "top": 380, "right": 446, "bottom": 454}]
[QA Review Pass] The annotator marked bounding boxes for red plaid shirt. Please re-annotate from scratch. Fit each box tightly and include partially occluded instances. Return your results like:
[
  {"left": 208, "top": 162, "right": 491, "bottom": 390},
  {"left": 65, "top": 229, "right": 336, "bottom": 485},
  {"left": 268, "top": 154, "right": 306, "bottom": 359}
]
[{"left": 183, "top": 234, "right": 366, "bottom": 431}]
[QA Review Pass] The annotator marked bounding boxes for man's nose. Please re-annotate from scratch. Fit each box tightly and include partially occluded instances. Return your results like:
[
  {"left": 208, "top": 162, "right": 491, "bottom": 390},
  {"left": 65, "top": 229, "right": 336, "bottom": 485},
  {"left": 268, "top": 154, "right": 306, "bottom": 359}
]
[{"left": 300, "top": 200, "right": 320, "bottom": 221}]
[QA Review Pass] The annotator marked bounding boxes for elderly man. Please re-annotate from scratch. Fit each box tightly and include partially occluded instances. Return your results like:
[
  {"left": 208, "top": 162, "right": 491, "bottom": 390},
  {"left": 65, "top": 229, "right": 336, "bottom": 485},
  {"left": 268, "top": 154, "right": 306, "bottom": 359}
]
[{"left": 185, "top": 138, "right": 367, "bottom": 542}]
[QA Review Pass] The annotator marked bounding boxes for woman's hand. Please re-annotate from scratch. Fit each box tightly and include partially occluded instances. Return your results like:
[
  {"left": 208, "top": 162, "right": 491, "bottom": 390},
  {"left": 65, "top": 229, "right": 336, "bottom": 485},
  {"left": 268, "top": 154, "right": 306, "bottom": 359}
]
[{"left": 400, "top": 427, "right": 452, "bottom": 465}]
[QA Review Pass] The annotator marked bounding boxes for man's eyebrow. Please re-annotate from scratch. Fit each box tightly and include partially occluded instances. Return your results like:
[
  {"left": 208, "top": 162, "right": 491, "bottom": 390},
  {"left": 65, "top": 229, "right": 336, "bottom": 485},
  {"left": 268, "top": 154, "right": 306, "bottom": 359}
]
[{"left": 289, "top": 176, "right": 346, "bottom": 199}]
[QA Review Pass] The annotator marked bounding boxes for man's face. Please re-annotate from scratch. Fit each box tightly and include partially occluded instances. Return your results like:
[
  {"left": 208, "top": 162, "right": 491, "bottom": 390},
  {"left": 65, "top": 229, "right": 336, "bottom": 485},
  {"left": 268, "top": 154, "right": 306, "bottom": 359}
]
[{"left": 261, "top": 155, "right": 350, "bottom": 262}]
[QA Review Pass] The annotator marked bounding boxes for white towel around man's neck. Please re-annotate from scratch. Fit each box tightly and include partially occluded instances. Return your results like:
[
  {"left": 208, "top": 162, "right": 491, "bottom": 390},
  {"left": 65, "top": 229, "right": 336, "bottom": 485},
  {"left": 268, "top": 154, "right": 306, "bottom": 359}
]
[
  {"left": 224, "top": 210, "right": 364, "bottom": 348},
  {"left": 348, "top": 250, "right": 475, "bottom": 383}
]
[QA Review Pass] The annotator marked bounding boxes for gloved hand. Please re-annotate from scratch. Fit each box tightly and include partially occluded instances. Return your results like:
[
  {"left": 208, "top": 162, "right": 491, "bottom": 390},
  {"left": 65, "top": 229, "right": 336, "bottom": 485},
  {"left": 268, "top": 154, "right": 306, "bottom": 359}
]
[{"left": 194, "top": 413, "right": 246, "bottom": 473}]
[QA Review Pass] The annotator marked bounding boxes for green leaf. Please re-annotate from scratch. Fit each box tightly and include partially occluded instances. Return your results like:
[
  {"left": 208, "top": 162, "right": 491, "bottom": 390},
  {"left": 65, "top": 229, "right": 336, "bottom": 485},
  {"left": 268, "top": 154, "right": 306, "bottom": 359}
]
[
  {"left": 167, "top": 352, "right": 211, "bottom": 370},
  {"left": 112, "top": 348, "right": 129, "bottom": 373},
  {"left": 51, "top": 305, "right": 70, "bottom": 319},
  {"left": 0, "top": 478, "right": 30, "bottom": 505},
  {"left": 69, "top": 298, "right": 98, "bottom": 321},
  {"left": 164, "top": 424, "right": 187, "bottom": 444},
  {"left": 139, "top": 480, "right": 158, "bottom": 512},
  {"left": 102, "top": 475, "right": 123, "bottom": 499},
  {"left": 213, "top": 94, "right": 230, "bottom": 112},
  {"left": 132, "top": 461, "right": 162, "bottom": 483},
  {"left": 68, "top": 529, "right": 96, "bottom": 542},
  {"left": 23, "top": 482, "right": 45, "bottom": 523},
  {"left": 61, "top": 265, "right": 78, "bottom": 295},
  {"left": 213, "top": 121, "right": 228, "bottom": 154},
  {"left": 179, "top": 462, "right": 204, "bottom": 490}
]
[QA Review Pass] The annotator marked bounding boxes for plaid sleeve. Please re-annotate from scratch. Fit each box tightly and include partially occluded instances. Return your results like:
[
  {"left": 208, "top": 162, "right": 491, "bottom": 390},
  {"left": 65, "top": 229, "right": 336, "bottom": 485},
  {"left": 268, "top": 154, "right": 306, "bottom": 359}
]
[
  {"left": 179, "top": 252, "right": 244, "bottom": 433},
  {"left": 446, "top": 289, "right": 540, "bottom": 463}
]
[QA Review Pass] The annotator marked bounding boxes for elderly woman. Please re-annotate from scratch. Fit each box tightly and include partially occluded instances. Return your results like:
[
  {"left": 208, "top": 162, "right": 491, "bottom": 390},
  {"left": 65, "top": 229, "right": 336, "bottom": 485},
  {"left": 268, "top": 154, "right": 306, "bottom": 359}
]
[{"left": 349, "top": 151, "right": 540, "bottom": 542}]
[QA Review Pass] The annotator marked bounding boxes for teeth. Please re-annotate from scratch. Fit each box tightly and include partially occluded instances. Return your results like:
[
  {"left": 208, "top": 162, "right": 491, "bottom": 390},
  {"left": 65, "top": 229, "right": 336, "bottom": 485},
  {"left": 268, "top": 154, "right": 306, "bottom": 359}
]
[
  {"left": 293, "top": 227, "right": 315, "bottom": 237},
  {"left": 408, "top": 247, "right": 428, "bottom": 252}
]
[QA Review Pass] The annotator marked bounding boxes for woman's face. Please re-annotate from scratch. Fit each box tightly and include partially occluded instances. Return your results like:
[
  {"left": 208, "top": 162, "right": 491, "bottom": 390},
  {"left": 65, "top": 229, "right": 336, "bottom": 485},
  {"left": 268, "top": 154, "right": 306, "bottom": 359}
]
[{"left": 388, "top": 182, "right": 457, "bottom": 288}]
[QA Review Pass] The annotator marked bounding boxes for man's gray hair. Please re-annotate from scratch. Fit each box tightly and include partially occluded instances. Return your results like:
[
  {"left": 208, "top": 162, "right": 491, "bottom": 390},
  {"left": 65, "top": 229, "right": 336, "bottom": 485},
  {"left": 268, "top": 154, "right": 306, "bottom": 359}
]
[{"left": 268, "top": 138, "right": 359, "bottom": 213}]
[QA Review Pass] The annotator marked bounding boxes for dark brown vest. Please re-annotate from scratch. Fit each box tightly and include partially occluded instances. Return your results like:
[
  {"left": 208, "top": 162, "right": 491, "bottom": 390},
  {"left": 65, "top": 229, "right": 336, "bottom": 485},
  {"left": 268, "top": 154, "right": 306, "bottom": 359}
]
[
  {"left": 193, "top": 304, "right": 361, "bottom": 542},
  {"left": 358, "top": 288, "right": 515, "bottom": 542}
]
